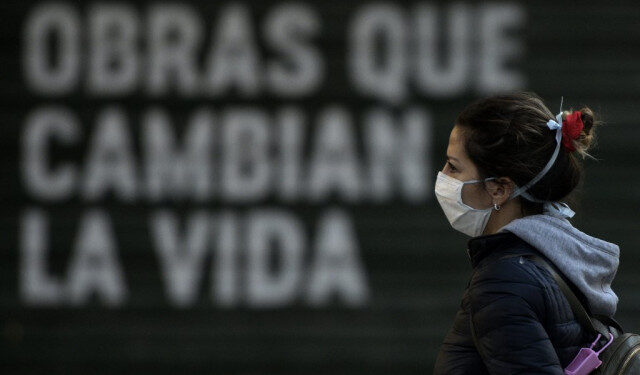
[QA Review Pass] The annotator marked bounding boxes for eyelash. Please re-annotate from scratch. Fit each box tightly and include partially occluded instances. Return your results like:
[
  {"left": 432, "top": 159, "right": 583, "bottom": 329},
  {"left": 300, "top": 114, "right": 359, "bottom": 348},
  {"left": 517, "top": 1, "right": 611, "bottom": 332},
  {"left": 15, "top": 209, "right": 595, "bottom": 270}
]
[{"left": 447, "top": 162, "right": 457, "bottom": 171}]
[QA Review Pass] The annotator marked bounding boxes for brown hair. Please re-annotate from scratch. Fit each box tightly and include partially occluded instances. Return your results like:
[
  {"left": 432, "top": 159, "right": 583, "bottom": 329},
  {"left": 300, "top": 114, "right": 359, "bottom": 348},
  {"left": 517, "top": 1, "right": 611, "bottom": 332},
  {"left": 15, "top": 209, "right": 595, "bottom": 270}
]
[{"left": 455, "top": 91, "right": 602, "bottom": 217}]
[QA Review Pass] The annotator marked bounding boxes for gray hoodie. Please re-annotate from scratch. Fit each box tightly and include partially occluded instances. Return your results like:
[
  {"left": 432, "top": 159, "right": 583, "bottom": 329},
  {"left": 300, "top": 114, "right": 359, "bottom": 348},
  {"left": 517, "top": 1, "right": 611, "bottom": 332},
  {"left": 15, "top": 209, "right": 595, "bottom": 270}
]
[{"left": 496, "top": 214, "right": 620, "bottom": 317}]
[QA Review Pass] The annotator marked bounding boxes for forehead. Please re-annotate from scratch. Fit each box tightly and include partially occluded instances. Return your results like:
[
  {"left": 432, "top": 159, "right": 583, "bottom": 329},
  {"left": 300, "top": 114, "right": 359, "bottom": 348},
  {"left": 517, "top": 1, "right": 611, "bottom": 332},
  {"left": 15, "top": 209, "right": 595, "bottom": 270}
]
[{"left": 446, "top": 126, "right": 468, "bottom": 160}]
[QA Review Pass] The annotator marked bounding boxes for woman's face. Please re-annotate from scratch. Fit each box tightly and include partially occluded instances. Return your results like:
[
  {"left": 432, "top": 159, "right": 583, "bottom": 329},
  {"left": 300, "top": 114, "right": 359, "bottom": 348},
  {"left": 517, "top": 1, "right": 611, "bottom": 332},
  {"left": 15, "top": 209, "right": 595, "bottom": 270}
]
[{"left": 441, "top": 126, "right": 494, "bottom": 210}]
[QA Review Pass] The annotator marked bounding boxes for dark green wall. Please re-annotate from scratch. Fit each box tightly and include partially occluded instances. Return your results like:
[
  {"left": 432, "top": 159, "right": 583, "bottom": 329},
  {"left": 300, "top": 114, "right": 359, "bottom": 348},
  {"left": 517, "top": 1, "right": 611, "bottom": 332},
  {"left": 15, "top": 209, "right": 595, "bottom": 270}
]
[{"left": 2, "top": 1, "right": 639, "bottom": 374}]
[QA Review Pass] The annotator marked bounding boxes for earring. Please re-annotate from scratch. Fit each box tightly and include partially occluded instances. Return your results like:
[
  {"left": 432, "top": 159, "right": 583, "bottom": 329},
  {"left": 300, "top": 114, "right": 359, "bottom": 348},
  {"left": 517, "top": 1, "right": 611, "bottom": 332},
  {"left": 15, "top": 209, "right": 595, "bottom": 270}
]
[{"left": 494, "top": 203, "right": 501, "bottom": 211}]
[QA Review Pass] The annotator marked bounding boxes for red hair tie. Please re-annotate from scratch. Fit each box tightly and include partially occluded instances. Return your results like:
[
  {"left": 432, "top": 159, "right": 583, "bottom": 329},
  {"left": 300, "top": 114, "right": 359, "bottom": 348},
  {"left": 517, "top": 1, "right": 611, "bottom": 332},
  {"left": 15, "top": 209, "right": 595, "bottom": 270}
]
[{"left": 561, "top": 111, "right": 583, "bottom": 152}]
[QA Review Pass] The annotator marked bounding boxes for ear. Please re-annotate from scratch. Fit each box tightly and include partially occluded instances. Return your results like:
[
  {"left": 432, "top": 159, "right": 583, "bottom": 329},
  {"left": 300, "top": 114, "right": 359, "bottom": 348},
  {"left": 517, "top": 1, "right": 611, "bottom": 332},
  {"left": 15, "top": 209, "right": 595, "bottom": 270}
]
[{"left": 484, "top": 177, "right": 516, "bottom": 206}]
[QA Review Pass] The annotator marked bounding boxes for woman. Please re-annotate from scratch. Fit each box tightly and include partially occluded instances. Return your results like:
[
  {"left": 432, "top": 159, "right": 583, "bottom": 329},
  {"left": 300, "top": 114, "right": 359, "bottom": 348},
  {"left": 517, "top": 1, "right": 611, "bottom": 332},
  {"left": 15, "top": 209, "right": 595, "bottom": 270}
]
[{"left": 432, "top": 92, "right": 620, "bottom": 374}]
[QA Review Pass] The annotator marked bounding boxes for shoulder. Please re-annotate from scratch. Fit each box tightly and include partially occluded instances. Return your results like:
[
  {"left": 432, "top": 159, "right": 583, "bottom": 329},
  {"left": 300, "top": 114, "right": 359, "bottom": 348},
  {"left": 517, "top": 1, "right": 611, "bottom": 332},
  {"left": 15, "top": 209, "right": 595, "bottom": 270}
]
[
  {"left": 468, "top": 253, "right": 548, "bottom": 321},
  {"left": 466, "top": 254, "right": 567, "bottom": 373}
]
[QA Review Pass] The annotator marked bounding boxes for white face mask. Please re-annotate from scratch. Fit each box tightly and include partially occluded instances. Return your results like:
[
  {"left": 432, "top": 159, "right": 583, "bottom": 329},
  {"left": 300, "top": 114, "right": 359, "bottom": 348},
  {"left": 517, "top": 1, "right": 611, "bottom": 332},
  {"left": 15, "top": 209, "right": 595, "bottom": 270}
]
[{"left": 434, "top": 171, "right": 498, "bottom": 237}]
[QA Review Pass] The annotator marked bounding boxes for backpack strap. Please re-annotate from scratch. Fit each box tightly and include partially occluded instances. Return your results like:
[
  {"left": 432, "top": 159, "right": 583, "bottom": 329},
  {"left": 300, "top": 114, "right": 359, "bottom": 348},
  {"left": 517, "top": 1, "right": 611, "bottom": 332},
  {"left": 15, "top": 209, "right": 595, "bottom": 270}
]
[{"left": 594, "top": 314, "right": 624, "bottom": 334}]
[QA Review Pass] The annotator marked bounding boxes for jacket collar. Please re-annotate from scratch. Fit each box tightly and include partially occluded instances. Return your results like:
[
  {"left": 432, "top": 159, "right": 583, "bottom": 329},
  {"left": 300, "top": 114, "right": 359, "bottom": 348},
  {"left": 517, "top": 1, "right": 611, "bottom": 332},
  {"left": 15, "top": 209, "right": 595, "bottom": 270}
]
[{"left": 466, "top": 231, "right": 522, "bottom": 268}]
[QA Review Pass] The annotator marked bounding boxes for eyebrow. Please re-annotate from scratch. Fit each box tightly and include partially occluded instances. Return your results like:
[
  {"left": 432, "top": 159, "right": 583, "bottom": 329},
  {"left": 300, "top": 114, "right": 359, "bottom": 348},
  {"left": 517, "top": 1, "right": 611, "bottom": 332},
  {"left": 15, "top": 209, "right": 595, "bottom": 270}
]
[{"left": 446, "top": 155, "right": 460, "bottom": 162}]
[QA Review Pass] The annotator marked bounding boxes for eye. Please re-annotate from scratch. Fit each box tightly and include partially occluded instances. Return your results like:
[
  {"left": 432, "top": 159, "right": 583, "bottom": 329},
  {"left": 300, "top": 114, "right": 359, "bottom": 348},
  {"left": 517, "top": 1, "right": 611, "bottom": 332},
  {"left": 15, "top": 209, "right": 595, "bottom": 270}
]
[{"left": 447, "top": 161, "right": 457, "bottom": 172}]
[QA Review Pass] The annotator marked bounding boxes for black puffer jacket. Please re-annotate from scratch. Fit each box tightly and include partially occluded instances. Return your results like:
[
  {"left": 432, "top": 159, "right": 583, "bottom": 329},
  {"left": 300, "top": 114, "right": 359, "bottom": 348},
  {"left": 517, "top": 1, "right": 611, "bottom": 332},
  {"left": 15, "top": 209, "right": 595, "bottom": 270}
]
[{"left": 433, "top": 231, "right": 594, "bottom": 374}]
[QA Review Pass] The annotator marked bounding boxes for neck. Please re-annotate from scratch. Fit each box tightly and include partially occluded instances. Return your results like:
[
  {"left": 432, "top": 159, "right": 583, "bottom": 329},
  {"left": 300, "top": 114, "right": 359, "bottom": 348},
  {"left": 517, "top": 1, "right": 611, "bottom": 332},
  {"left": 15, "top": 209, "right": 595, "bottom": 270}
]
[{"left": 482, "top": 199, "right": 523, "bottom": 235}]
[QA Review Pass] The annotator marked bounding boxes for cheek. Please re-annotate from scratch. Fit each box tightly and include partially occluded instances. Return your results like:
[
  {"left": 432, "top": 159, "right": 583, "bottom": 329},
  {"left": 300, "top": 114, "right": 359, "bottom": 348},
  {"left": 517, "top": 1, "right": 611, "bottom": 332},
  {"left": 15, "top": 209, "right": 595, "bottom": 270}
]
[
  {"left": 460, "top": 183, "right": 475, "bottom": 203},
  {"left": 460, "top": 183, "right": 491, "bottom": 209}
]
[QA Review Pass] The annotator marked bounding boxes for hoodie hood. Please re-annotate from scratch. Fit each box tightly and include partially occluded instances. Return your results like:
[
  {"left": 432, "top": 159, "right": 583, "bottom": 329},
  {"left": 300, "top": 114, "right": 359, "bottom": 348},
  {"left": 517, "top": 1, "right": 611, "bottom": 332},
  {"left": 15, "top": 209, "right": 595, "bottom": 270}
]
[{"left": 497, "top": 214, "right": 620, "bottom": 317}]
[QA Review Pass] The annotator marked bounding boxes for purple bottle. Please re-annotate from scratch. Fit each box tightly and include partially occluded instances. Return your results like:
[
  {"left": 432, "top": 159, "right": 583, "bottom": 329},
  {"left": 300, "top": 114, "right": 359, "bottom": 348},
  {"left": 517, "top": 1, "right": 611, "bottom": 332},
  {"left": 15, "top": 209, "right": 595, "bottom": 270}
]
[{"left": 564, "top": 333, "right": 614, "bottom": 375}]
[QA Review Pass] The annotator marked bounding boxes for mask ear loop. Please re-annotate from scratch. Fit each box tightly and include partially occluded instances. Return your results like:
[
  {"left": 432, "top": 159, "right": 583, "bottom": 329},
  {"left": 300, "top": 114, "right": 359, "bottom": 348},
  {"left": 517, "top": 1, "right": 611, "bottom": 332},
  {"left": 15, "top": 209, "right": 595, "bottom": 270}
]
[{"left": 510, "top": 112, "right": 563, "bottom": 199}]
